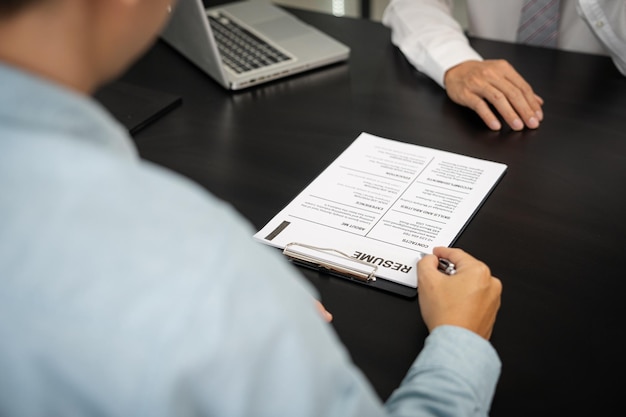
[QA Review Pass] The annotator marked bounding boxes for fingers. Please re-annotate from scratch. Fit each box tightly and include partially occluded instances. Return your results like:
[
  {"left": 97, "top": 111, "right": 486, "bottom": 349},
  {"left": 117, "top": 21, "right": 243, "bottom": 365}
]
[
  {"left": 417, "top": 247, "right": 502, "bottom": 340},
  {"left": 417, "top": 248, "right": 467, "bottom": 282},
  {"left": 431, "top": 246, "right": 467, "bottom": 265},
  {"left": 485, "top": 71, "right": 540, "bottom": 130},
  {"left": 314, "top": 299, "right": 333, "bottom": 322},
  {"left": 432, "top": 247, "right": 498, "bottom": 287},
  {"left": 497, "top": 63, "right": 543, "bottom": 122},
  {"left": 444, "top": 59, "right": 544, "bottom": 131},
  {"left": 535, "top": 94, "right": 544, "bottom": 105},
  {"left": 472, "top": 99, "right": 502, "bottom": 131}
]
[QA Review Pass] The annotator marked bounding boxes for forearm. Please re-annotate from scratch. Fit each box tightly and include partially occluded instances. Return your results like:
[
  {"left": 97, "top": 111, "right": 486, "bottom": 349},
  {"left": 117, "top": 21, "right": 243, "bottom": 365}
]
[{"left": 382, "top": 0, "right": 483, "bottom": 87}]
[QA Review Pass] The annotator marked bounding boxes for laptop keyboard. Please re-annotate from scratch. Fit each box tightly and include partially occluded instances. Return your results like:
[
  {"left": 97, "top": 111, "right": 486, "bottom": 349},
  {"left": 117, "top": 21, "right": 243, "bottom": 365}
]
[{"left": 207, "top": 12, "right": 292, "bottom": 74}]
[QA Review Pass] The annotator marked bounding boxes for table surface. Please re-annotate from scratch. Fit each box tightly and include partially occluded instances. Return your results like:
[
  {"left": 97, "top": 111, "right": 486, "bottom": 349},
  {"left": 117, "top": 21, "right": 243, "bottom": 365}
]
[{"left": 118, "top": 8, "right": 626, "bottom": 417}]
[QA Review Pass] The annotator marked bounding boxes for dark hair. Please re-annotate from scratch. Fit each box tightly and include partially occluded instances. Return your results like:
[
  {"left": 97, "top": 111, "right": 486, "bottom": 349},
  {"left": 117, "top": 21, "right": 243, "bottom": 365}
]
[{"left": 0, "top": 0, "right": 44, "bottom": 16}]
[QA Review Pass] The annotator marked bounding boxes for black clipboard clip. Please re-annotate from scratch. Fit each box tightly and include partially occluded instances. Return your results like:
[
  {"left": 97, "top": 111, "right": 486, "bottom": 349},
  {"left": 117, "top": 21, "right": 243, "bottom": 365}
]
[{"left": 283, "top": 242, "right": 377, "bottom": 283}]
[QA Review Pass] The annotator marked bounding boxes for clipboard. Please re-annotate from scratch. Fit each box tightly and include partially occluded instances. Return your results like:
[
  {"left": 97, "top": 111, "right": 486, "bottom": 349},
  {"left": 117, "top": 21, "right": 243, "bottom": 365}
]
[
  {"left": 282, "top": 242, "right": 419, "bottom": 298},
  {"left": 254, "top": 132, "right": 507, "bottom": 298}
]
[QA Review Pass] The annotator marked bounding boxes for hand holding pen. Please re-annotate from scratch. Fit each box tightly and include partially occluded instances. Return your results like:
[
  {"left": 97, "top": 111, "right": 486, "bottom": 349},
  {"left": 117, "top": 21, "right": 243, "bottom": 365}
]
[
  {"left": 417, "top": 247, "right": 502, "bottom": 340},
  {"left": 437, "top": 257, "right": 457, "bottom": 275}
]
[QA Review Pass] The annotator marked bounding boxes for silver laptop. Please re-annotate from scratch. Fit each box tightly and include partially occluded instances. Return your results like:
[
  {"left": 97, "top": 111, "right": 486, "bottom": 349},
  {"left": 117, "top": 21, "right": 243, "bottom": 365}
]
[{"left": 161, "top": 0, "right": 350, "bottom": 90}]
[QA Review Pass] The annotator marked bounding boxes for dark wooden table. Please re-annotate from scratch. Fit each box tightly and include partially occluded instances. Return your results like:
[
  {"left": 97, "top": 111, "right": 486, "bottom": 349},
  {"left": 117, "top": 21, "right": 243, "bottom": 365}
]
[{"left": 117, "top": 8, "right": 626, "bottom": 417}]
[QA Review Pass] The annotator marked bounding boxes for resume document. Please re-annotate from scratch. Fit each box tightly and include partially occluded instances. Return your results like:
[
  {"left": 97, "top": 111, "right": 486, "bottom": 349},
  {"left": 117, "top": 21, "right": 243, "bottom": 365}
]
[{"left": 254, "top": 132, "right": 507, "bottom": 288}]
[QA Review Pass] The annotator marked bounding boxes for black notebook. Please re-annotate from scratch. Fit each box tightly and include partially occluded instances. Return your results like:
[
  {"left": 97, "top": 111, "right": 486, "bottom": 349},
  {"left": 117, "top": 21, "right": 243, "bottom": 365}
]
[{"left": 94, "top": 81, "right": 182, "bottom": 135}]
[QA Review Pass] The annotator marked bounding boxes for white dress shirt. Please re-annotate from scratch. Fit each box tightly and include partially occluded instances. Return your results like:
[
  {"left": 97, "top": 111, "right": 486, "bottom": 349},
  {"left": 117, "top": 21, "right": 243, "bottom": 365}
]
[{"left": 383, "top": 0, "right": 626, "bottom": 87}]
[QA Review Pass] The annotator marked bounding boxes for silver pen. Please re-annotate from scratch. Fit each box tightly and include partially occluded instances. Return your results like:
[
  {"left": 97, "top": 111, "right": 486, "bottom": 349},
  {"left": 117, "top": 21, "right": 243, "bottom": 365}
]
[{"left": 438, "top": 258, "right": 456, "bottom": 275}]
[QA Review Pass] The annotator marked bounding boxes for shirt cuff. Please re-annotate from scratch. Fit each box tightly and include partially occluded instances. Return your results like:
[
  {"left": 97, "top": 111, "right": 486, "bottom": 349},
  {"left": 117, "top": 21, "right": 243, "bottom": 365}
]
[
  {"left": 424, "top": 40, "right": 484, "bottom": 88},
  {"left": 411, "top": 325, "right": 501, "bottom": 408}
]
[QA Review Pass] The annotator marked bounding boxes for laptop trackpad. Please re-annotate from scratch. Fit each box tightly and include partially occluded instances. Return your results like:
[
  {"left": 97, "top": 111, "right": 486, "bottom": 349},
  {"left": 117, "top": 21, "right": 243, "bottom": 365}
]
[{"left": 253, "top": 17, "right": 312, "bottom": 42}]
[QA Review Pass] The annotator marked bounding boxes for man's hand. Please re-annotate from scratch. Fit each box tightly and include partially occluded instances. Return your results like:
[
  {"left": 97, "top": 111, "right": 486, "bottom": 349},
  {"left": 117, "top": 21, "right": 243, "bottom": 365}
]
[
  {"left": 444, "top": 59, "right": 544, "bottom": 131},
  {"left": 417, "top": 247, "right": 502, "bottom": 340}
]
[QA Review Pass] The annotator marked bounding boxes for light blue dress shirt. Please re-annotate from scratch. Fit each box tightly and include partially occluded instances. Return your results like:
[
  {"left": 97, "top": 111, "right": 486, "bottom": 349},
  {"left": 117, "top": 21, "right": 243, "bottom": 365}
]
[{"left": 0, "top": 62, "right": 501, "bottom": 417}]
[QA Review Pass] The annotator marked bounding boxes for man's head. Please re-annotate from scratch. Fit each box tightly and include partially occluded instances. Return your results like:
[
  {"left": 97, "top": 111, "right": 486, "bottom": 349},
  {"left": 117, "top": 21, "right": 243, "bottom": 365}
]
[{"left": 0, "top": 0, "right": 175, "bottom": 92}]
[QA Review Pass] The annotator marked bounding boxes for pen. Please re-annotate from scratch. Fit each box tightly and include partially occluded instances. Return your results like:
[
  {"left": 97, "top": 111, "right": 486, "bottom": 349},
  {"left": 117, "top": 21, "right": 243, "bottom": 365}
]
[{"left": 438, "top": 258, "right": 456, "bottom": 275}]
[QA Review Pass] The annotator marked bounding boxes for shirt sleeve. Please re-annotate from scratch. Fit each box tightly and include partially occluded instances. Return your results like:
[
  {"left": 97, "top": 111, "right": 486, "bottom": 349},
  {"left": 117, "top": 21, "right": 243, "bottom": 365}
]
[
  {"left": 382, "top": 0, "right": 484, "bottom": 87},
  {"left": 385, "top": 326, "right": 502, "bottom": 417},
  {"left": 577, "top": 0, "right": 626, "bottom": 75}
]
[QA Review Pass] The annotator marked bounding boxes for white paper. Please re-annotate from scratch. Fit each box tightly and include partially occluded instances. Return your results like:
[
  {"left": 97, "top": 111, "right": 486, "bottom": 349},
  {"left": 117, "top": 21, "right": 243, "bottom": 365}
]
[{"left": 254, "top": 132, "right": 507, "bottom": 288}]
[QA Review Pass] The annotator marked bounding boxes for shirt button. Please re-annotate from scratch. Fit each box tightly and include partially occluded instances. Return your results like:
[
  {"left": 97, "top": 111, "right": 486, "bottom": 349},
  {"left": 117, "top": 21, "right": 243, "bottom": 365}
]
[{"left": 596, "top": 20, "right": 605, "bottom": 28}]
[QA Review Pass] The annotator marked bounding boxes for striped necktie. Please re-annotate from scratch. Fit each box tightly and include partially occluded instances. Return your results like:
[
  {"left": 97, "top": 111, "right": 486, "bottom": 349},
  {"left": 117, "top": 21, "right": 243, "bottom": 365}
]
[{"left": 517, "top": 0, "right": 561, "bottom": 47}]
